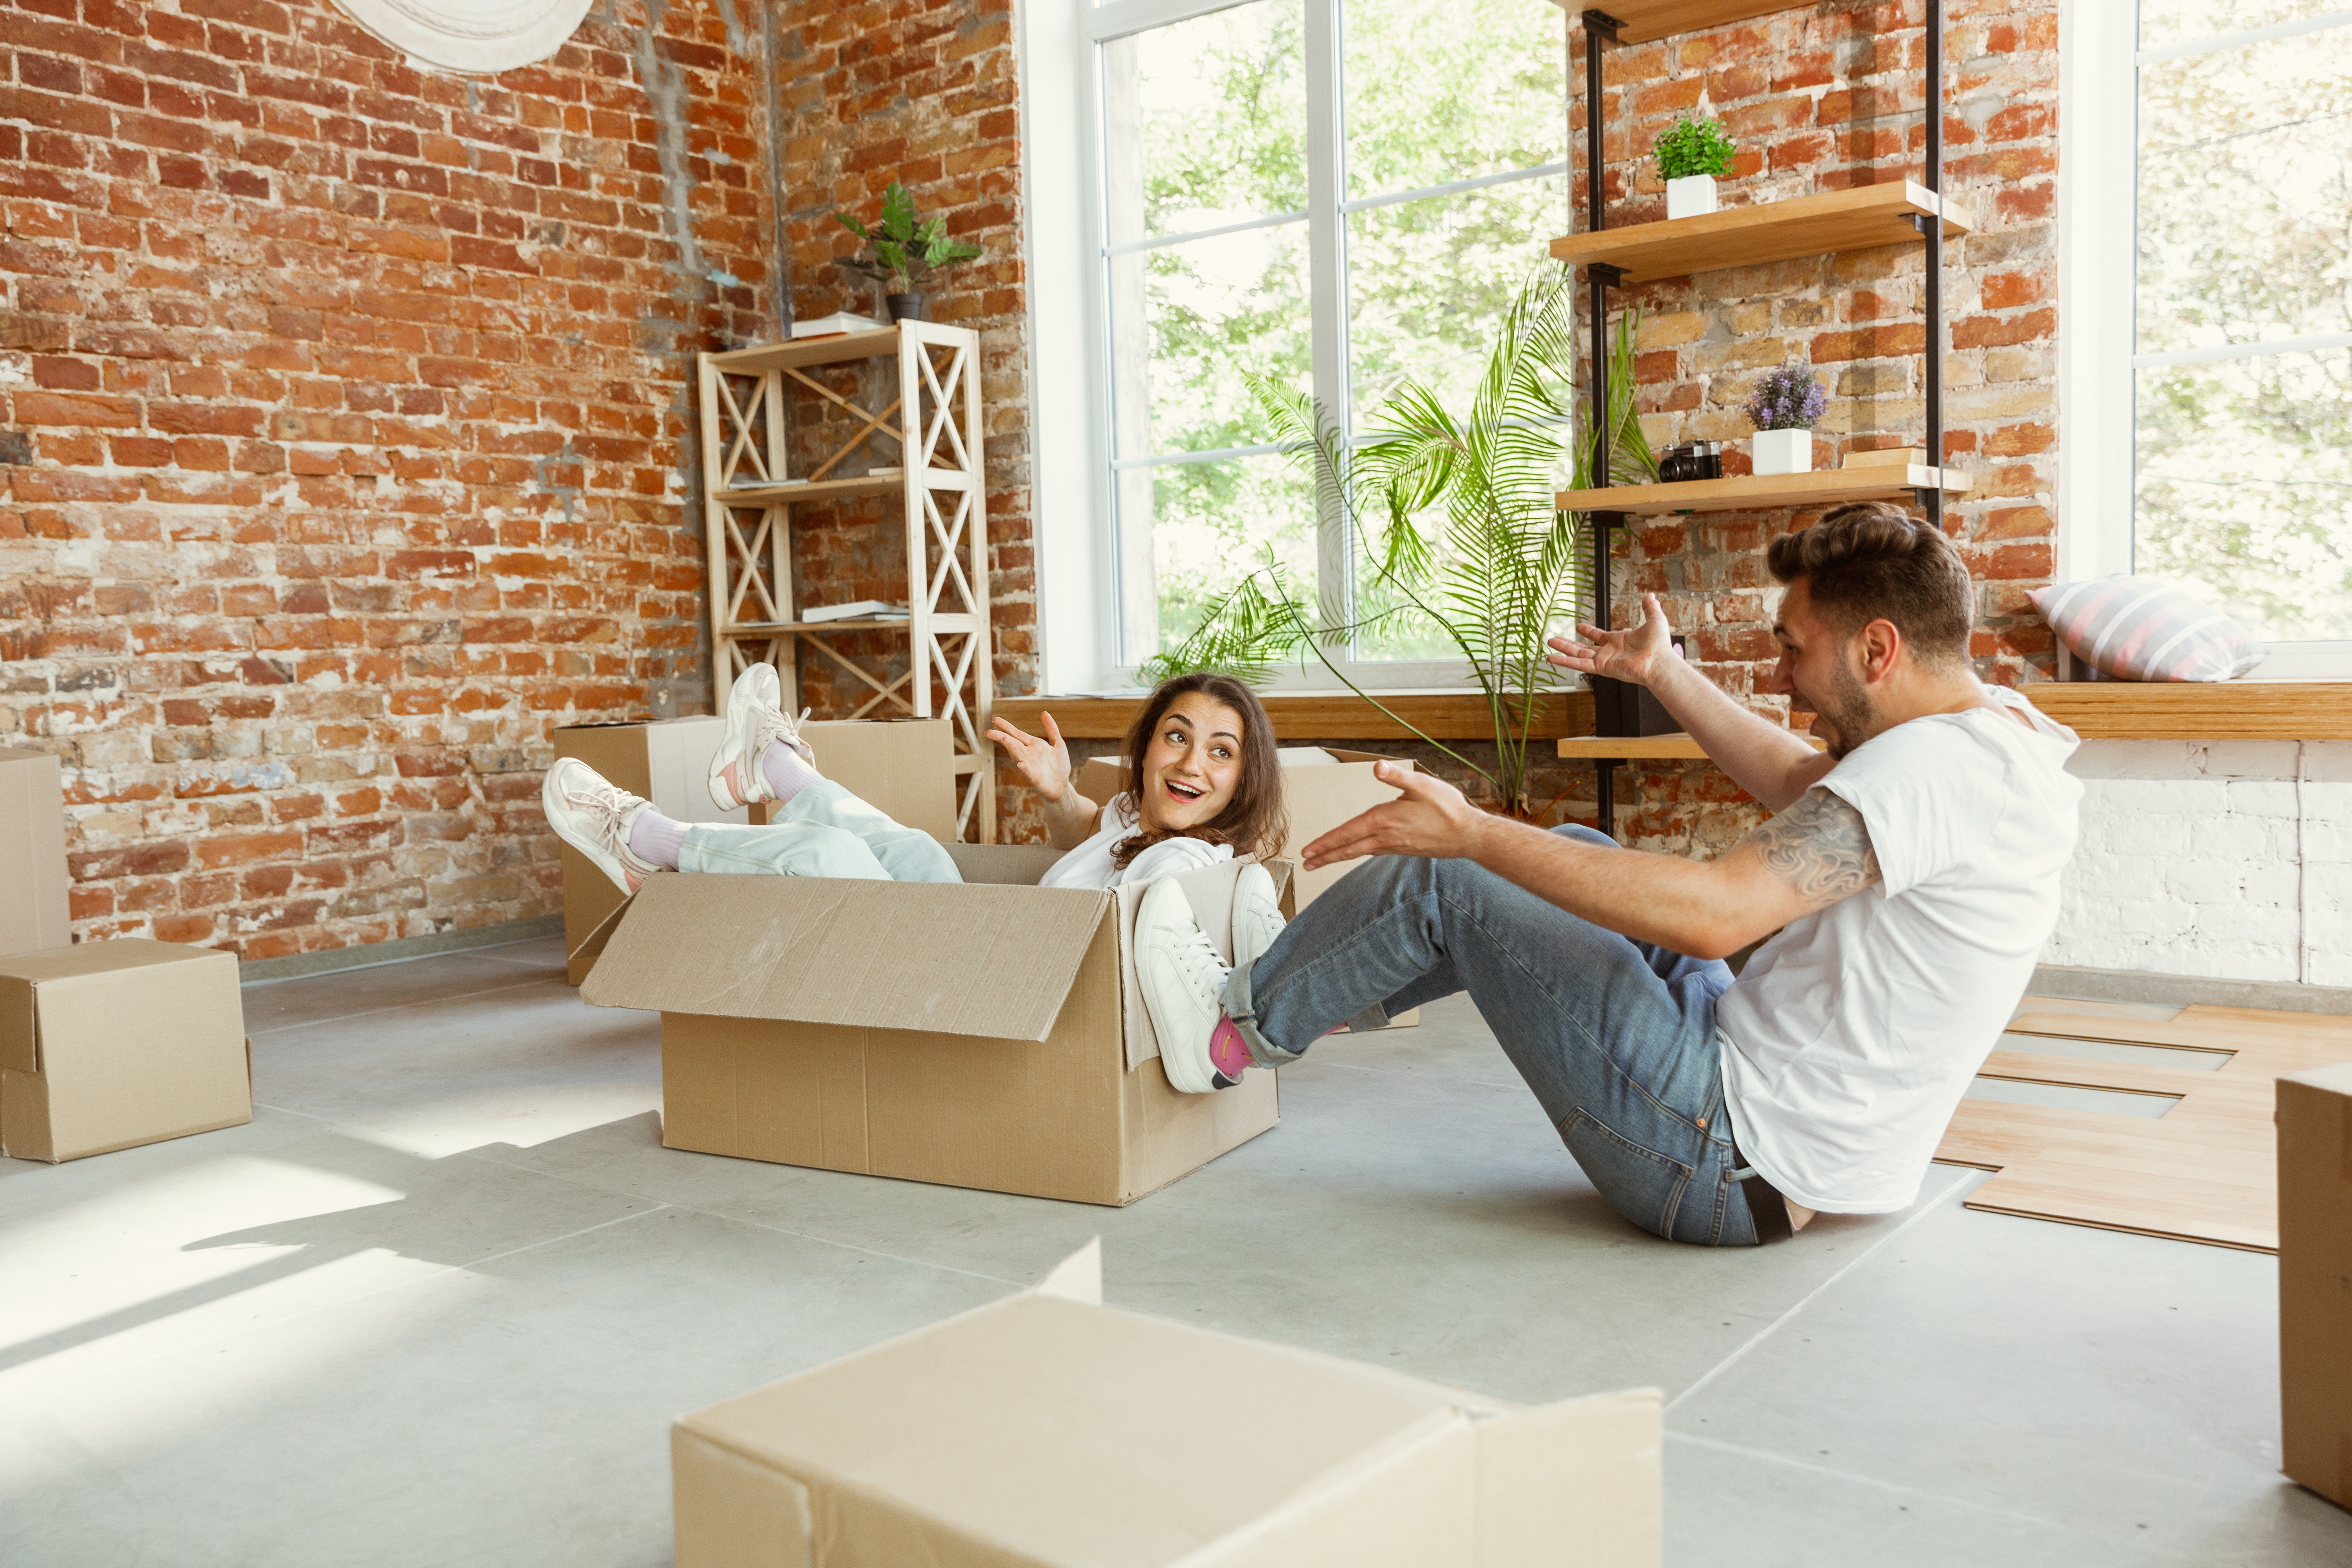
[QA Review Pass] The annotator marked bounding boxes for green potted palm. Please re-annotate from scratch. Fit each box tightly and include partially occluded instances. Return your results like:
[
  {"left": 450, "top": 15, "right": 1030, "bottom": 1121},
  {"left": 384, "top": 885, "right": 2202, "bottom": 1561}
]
[
  {"left": 1143, "top": 265, "right": 1655, "bottom": 819},
  {"left": 833, "top": 182, "right": 983, "bottom": 322}
]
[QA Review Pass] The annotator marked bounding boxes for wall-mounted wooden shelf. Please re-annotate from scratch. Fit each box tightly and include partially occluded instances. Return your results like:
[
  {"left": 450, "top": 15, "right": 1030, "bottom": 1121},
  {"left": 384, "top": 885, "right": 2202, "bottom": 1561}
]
[
  {"left": 2022, "top": 681, "right": 2352, "bottom": 741},
  {"left": 1546, "top": 0, "right": 1814, "bottom": 45},
  {"left": 1556, "top": 465, "right": 1968, "bottom": 516},
  {"left": 994, "top": 690, "right": 1598, "bottom": 742},
  {"left": 1557, "top": 730, "right": 1825, "bottom": 760},
  {"left": 1548, "top": 182, "right": 1971, "bottom": 284}
]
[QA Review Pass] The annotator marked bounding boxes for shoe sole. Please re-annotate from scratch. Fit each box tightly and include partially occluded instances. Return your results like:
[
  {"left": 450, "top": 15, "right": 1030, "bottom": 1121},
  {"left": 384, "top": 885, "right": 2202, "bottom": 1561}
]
[
  {"left": 709, "top": 664, "right": 782, "bottom": 813},
  {"left": 1136, "top": 878, "right": 1227, "bottom": 1095},
  {"left": 543, "top": 759, "right": 644, "bottom": 895}
]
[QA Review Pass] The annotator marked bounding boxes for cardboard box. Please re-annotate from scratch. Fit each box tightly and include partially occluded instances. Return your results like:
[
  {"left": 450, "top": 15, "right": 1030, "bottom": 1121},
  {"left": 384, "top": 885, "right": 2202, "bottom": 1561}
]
[
  {"left": 580, "top": 849, "right": 1286, "bottom": 1205},
  {"left": 1078, "top": 748, "right": 1420, "bottom": 1027},
  {"left": 0, "top": 940, "right": 250, "bottom": 1163},
  {"left": 554, "top": 717, "right": 953, "bottom": 984},
  {"left": 0, "top": 746, "right": 70, "bottom": 959},
  {"left": 2278, "top": 1061, "right": 2352, "bottom": 1509},
  {"left": 673, "top": 1240, "right": 1664, "bottom": 1568}
]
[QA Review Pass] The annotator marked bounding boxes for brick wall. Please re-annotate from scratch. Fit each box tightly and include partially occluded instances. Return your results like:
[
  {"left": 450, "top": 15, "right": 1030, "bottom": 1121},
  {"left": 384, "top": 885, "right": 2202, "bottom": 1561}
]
[
  {"left": 767, "top": 0, "right": 1034, "bottom": 806},
  {"left": 0, "top": 0, "right": 779, "bottom": 959},
  {"left": 1570, "top": 0, "right": 2060, "bottom": 850}
]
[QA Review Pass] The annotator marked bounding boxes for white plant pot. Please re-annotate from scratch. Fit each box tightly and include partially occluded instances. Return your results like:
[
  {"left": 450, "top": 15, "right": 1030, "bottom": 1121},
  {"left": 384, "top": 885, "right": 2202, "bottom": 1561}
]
[
  {"left": 1665, "top": 175, "right": 1718, "bottom": 221},
  {"left": 1752, "top": 428, "right": 1814, "bottom": 476}
]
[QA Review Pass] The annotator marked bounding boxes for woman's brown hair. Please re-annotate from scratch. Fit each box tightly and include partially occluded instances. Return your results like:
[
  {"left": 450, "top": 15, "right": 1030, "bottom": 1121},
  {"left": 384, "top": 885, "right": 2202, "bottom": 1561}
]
[{"left": 1110, "top": 672, "right": 1287, "bottom": 871}]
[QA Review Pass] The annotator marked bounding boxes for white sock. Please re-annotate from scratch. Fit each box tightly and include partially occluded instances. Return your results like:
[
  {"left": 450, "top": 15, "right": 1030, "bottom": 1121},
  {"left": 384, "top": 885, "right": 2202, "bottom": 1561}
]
[{"left": 626, "top": 808, "right": 687, "bottom": 870}]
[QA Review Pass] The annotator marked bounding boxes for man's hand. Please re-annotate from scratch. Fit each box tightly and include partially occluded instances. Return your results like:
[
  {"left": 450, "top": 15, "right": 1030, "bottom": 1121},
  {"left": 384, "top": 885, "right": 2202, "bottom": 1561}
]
[
  {"left": 1547, "top": 591, "right": 1676, "bottom": 686},
  {"left": 1301, "top": 763, "right": 1490, "bottom": 870}
]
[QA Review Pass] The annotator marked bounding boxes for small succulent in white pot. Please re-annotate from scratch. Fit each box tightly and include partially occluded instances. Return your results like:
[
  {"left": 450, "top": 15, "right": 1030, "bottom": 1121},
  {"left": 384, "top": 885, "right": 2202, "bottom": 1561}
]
[
  {"left": 1653, "top": 114, "right": 1736, "bottom": 221},
  {"left": 1743, "top": 361, "right": 1827, "bottom": 476}
]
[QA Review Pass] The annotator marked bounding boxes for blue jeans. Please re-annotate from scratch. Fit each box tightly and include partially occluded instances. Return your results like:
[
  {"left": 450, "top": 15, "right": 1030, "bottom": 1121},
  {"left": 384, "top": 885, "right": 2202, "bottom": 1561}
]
[
  {"left": 677, "top": 779, "right": 959, "bottom": 883},
  {"left": 1223, "top": 826, "right": 1765, "bottom": 1246}
]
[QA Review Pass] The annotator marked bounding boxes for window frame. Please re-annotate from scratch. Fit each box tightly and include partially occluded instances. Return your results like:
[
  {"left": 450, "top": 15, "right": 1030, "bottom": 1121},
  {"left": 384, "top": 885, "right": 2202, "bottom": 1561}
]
[
  {"left": 1065, "top": 0, "right": 1569, "bottom": 693},
  {"left": 2059, "top": 0, "right": 2352, "bottom": 674}
]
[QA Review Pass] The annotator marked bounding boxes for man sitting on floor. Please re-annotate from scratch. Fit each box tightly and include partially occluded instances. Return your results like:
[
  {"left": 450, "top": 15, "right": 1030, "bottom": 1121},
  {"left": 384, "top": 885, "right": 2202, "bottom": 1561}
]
[{"left": 1132, "top": 502, "right": 2084, "bottom": 1245}]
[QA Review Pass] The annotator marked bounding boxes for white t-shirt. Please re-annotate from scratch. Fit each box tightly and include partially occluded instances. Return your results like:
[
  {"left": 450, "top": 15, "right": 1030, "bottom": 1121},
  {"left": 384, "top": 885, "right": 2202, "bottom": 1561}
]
[
  {"left": 1037, "top": 793, "right": 1234, "bottom": 891},
  {"left": 1715, "top": 687, "right": 2082, "bottom": 1213}
]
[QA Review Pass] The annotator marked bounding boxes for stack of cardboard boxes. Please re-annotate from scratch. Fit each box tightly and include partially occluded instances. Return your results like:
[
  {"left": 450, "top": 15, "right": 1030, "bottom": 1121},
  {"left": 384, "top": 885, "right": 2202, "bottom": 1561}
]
[{"left": 0, "top": 747, "right": 253, "bottom": 1163}]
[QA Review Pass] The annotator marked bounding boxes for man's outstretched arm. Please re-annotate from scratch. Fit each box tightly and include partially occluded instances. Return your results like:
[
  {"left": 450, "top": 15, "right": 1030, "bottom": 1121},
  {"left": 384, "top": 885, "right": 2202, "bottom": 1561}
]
[{"left": 1302, "top": 764, "right": 1882, "bottom": 960}]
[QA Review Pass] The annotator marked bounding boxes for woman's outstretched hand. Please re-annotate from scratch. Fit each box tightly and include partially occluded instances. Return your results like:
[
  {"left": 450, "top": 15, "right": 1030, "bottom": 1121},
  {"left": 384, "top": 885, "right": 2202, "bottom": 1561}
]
[
  {"left": 987, "top": 711, "right": 1074, "bottom": 803},
  {"left": 1546, "top": 591, "right": 1676, "bottom": 686}
]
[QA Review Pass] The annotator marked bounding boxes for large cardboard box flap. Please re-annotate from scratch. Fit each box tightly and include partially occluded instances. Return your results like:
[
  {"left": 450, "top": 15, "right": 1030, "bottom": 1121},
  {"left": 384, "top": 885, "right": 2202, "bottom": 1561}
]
[
  {"left": 0, "top": 939, "right": 250, "bottom": 1162},
  {"left": 2279, "top": 1060, "right": 2352, "bottom": 1509},
  {"left": 582, "top": 871, "right": 1112, "bottom": 1043},
  {"left": 673, "top": 1243, "right": 1662, "bottom": 1568}
]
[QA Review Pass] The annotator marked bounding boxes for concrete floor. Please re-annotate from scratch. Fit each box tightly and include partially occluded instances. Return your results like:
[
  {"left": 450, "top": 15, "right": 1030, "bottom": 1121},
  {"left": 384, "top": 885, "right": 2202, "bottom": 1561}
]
[{"left": 1, "top": 935, "right": 2346, "bottom": 1567}]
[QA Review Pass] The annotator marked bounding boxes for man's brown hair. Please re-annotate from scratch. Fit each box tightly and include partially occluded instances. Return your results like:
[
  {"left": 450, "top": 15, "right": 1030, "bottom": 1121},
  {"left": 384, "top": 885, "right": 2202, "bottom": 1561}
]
[
  {"left": 1765, "top": 501, "right": 1973, "bottom": 664},
  {"left": 1113, "top": 671, "right": 1287, "bottom": 870}
]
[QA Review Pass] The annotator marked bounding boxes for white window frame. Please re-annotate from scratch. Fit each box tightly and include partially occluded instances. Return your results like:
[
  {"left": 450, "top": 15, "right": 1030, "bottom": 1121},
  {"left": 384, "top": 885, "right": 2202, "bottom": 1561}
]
[
  {"left": 1021, "top": 0, "right": 1568, "bottom": 693},
  {"left": 2059, "top": 0, "right": 2352, "bottom": 677}
]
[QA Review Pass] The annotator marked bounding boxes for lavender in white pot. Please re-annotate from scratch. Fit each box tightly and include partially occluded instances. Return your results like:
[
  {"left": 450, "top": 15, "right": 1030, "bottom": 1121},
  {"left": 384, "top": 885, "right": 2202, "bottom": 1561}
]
[{"left": 1742, "top": 361, "right": 1826, "bottom": 476}]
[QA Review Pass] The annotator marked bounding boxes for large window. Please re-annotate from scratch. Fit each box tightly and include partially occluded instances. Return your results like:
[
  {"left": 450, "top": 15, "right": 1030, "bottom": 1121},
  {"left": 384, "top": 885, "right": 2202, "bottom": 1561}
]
[
  {"left": 1089, "top": 0, "right": 1565, "bottom": 678},
  {"left": 2123, "top": 2, "right": 2352, "bottom": 645}
]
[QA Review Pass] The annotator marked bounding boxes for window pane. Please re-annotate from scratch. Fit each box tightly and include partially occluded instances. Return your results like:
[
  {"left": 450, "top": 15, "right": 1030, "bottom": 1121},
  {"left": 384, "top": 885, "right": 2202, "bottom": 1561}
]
[
  {"left": 2136, "top": 347, "right": 2352, "bottom": 640},
  {"left": 2138, "top": 0, "right": 2348, "bottom": 51},
  {"left": 1101, "top": 0, "right": 1307, "bottom": 247},
  {"left": 1346, "top": 175, "right": 1567, "bottom": 424},
  {"left": 1109, "top": 221, "right": 1312, "bottom": 459},
  {"left": 1118, "top": 457, "right": 1318, "bottom": 663},
  {"left": 2137, "top": 26, "right": 2352, "bottom": 349},
  {"left": 1341, "top": 0, "right": 1564, "bottom": 199}
]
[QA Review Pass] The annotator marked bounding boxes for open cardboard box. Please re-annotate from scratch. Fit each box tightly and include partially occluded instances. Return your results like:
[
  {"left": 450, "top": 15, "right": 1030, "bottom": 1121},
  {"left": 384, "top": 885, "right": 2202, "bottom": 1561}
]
[
  {"left": 1078, "top": 747, "right": 1421, "bottom": 1027},
  {"left": 554, "top": 717, "right": 953, "bottom": 984},
  {"left": 2279, "top": 1062, "right": 2352, "bottom": 1509},
  {"left": 579, "top": 849, "right": 1290, "bottom": 1206},
  {"left": 673, "top": 1239, "right": 1663, "bottom": 1567}
]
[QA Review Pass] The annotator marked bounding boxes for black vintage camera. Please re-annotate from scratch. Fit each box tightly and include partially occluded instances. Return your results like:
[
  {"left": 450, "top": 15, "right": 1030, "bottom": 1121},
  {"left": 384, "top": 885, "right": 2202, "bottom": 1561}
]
[{"left": 1658, "top": 440, "right": 1722, "bottom": 483}]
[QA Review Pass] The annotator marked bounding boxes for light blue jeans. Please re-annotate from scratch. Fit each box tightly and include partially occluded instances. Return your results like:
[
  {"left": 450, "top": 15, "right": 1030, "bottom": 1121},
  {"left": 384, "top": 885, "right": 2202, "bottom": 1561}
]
[
  {"left": 677, "top": 779, "right": 960, "bottom": 883},
  {"left": 1223, "top": 825, "right": 1764, "bottom": 1246}
]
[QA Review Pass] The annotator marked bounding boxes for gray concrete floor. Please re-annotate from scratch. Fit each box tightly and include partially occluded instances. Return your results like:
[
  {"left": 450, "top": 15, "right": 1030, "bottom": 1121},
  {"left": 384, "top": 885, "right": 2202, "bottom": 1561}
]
[{"left": 1, "top": 936, "right": 2346, "bottom": 1566}]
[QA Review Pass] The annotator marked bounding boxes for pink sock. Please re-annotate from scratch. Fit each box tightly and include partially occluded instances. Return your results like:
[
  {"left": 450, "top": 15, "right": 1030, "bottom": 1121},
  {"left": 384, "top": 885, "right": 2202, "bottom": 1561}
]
[
  {"left": 759, "top": 740, "right": 823, "bottom": 805},
  {"left": 627, "top": 808, "right": 687, "bottom": 870},
  {"left": 1209, "top": 1016, "right": 1254, "bottom": 1080}
]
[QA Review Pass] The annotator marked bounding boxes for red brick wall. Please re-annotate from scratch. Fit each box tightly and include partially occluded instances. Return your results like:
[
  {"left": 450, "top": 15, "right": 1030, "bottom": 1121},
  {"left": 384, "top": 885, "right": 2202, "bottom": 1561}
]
[
  {"left": 768, "top": 0, "right": 1035, "bottom": 808},
  {"left": 0, "top": 0, "right": 780, "bottom": 958},
  {"left": 1570, "top": 0, "right": 2060, "bottom": 852}
]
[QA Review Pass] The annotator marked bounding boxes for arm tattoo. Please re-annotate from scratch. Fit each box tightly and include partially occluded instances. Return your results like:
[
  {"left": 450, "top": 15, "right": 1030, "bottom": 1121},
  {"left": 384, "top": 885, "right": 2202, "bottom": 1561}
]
[{"left": 1750, "top": 788, "right": 1883, "bottom": 910}]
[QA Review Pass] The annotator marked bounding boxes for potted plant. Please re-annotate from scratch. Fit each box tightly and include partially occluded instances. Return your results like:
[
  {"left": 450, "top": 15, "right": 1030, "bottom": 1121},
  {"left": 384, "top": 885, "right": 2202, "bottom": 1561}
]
[
  {"left": 1743, "top": 361, "right": 1827, "bottom": 475},
  {"left": 1652, "top": 113, "right": 1736, "bottom": 221},
  {"left": 833, "top": 182, "right": 982, "bottom": 323},
  {"left": 1145, "top": 267, "right": 1657, "bottom": 820}
]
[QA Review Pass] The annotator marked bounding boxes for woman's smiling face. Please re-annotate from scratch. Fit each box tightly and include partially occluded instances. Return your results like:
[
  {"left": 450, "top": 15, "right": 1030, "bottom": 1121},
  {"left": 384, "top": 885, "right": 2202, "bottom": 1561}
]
[{"left": 1135, "top": 692, "right": 1247, "bottom": 833}]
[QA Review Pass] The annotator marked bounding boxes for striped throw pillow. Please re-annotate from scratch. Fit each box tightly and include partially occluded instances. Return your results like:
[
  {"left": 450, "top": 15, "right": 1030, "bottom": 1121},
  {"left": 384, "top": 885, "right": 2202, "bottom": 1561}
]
[{"left": 2028, "top": 577, "right": 2268, "bottom": 682}]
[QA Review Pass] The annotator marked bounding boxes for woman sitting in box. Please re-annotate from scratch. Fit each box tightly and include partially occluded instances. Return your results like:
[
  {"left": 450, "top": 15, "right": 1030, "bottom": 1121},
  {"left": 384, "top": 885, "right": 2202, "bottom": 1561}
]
[{"left": 542, "top": 669, "right": 1288, "bottom": 1089}]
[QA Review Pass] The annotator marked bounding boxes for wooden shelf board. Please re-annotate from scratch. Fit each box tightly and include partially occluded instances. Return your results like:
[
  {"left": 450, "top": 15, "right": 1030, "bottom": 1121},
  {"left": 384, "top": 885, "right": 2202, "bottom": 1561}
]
[
  {"left": 1555, "top": 465, "right": 1966, "bottom": 516},
  {"left": 1556, "top": 730, "right": 1824, "bottom": 760},
  {"left": 725, "top": 619, "right": 911, "bottom": 636},
  {"left": 993, "top": 690, "right": 1597, "bottom": 742},
  {"left": 717, "top": 476, "right": 898, "bottom": 505},
  {"left": 1550, "top": 0, "right": 1813, "bottom": 45},
  {"left": 2019, "top": 680, "right": 2352, "bottom": 741},
  {"left": 1547, "top": 182, "right": 1972, "bottom": 283},
  {"left": 707, "top": 328, "right": 902, "bottom": 372}
]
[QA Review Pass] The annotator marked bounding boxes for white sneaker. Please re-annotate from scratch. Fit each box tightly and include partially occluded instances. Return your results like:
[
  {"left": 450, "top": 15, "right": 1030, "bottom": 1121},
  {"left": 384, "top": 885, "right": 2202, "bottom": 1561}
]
[
  {"left": 543, "top": 757, "right": 662, "bottom": 895},
  {"left": 1136, "top": 877, "right": 1238, "bottom": 1094},
  {"left": 1230, "top": 862, "right": 1286, "bottom": 976},
  {"left": 708, "top": 663, "right": 815, "bottom": 812}
]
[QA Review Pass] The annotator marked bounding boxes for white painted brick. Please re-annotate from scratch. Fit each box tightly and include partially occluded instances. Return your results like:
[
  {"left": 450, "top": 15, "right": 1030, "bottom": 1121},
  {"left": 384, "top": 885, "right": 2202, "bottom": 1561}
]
[
  {"left": 2301, "top": 741, "right": 2352, "bottom": 784},
  {"left": 2196, "top": 740, "right": 2303, "bottom": 777},
  {"left": 2186, "top": 814, "right": 2270, "bottom": 860},
  {"left": 2066, "top": 739, "right": 2202, "bottom": 780},
  {"left": 2163, "top": 861, "right": 2246, "bottom": 905},
  {"left": 2225, "top": 779, "right": 2300, "bottom": 818}
]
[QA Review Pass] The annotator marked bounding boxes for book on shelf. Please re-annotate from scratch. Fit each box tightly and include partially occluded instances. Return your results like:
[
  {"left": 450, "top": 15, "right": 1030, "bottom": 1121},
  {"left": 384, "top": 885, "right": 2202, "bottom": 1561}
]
[
  {"left": 1840, "top": 447, "right": 1927, "bottom": 470},
  {"left": 801, "top": 599, "right": 909, "bottom": 624},
  {"left": 789, "top": 312, "right": 887, "bottom": 340}
]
